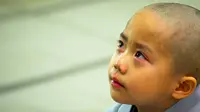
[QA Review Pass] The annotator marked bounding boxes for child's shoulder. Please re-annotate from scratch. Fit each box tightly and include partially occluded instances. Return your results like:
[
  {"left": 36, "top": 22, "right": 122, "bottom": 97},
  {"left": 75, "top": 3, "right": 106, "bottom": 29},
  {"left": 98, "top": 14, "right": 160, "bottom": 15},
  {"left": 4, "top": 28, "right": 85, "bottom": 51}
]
[
  {"left": 167, "top": 85, "right": 200, "bottom": 112},
  {"left": 106, "top": 103, "right": 133, "bottom": 112}
]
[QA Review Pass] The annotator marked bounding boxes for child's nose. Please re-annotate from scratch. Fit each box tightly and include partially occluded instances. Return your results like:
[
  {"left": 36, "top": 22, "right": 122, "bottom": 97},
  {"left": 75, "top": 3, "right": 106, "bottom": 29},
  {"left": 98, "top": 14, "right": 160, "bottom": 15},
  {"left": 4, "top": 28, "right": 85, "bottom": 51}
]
[{"left": 114, "top": 55, "right": 128, "bottom": 74}]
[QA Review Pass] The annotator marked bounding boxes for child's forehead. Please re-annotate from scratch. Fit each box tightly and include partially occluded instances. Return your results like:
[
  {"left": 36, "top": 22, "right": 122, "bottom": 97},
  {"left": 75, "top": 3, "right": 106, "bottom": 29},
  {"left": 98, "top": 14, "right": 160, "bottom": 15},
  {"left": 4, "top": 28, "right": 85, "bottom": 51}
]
[
  {"left": 124, "top": 9, "right": 173, "bottom": 43},
  {"left": 129, "top": 10, "right": 168, "bottom": 34},
  {"left": 123, "top": 9, "right": 175, "bottom": 56}
]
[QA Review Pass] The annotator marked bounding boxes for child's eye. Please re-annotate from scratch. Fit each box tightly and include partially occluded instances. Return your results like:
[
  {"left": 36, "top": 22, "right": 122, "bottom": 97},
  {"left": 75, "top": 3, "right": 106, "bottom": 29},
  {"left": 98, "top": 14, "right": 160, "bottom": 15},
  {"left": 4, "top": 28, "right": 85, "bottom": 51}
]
[
  {"left": 135, "top": 51, "right": 147, "bottom": 60},
  {"left": 117, "top": 40, "right": 125, "bottom": 52},
  {"left": 118, "top": 40, "right": 124, "bottom": 48}
]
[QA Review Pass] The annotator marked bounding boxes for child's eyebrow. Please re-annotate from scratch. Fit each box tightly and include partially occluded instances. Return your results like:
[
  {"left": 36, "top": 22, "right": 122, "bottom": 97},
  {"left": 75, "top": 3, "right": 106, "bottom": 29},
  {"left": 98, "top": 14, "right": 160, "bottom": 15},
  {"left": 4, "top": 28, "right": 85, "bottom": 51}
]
[
  {"left": 120, "top": 32, "right": 128, "bottom": 42},
  {"left": 120, "top": 32, "right": 153, "bottom": 54},
  {"left": 135, "top": 42, "right": 153, "bottom": 54}
]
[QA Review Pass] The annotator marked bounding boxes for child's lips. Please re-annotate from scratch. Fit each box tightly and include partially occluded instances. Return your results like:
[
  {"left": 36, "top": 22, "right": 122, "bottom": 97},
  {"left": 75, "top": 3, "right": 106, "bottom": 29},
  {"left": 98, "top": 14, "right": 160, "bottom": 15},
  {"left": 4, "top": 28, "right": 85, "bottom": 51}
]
[
  {"left": 109, "top": 68, "right": 125, "bottom": 88},
  {"left": 110, "top": 75, "right": 125, "bottom": 88},
  {"left": 111, "top": 79, "right": 124, "bottom": 88}
]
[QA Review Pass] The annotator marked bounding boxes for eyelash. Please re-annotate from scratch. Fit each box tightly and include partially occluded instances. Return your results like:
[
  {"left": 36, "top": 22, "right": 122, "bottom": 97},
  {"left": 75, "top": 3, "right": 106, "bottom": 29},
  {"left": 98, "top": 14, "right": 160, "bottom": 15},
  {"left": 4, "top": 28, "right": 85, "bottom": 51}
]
[
  {"left": 117, "top": 40, "right": 125, "bottom": 52},
  {"left": 117, "top": 40, "right": 148, "bottom": 61},
  {"left": 118, "top": 40, "right": 123, "bottom": 47},
  {"left": 134, "top": 51, "right": 148, "bottom": 61}
]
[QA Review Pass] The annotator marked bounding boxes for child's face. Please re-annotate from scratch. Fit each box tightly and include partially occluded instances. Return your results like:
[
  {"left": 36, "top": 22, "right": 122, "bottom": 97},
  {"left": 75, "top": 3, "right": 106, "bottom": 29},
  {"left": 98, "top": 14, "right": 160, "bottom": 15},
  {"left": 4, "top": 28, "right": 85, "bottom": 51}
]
[{"left": 108, "top": 10, "right": 180, "bottom": 106}]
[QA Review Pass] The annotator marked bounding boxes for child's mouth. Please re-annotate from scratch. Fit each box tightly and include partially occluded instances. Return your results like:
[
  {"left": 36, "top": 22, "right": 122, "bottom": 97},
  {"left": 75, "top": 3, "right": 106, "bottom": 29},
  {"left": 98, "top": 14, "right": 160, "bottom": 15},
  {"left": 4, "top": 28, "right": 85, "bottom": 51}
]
[
  {"left": 111, "top": 78, "right": 124, "bottom": 88},
  {"left": 109, "top": 69, "right": 125, "bottom": 88}
]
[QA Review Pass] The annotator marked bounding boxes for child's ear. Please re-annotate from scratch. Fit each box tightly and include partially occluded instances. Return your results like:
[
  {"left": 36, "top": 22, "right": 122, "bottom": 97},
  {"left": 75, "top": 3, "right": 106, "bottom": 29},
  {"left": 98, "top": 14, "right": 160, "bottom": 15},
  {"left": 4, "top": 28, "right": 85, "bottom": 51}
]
[{"left": 172, "top": 76, "right": 197, "bottom": 100}]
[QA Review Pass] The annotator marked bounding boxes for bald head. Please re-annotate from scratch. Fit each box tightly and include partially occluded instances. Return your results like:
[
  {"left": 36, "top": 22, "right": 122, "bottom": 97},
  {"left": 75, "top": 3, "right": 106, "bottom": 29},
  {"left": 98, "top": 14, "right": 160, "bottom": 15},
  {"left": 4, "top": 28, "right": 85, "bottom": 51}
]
[{"left": 143, "top": 3, "right": 200, "bottom": 83}]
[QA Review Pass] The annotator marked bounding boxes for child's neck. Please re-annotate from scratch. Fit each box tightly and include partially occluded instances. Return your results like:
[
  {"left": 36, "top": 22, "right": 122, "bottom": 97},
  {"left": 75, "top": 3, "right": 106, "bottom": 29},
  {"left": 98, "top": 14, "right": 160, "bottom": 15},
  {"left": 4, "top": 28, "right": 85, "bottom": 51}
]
[
  {"left": 135, "top": 106, "right": 166, "bottom": 112},
  {"left": 134, "top": 98, "right": 178, "bottom": 112},
  {"left": 135, "top": 103, "right": 174, "bottom": 112}
]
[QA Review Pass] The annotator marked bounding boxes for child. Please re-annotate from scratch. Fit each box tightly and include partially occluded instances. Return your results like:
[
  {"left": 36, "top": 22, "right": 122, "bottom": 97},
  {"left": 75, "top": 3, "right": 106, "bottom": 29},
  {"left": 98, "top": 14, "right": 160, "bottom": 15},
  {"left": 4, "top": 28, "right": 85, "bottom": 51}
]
[{"left": 107, "top": 2, "right": 200, "bottom": 112}]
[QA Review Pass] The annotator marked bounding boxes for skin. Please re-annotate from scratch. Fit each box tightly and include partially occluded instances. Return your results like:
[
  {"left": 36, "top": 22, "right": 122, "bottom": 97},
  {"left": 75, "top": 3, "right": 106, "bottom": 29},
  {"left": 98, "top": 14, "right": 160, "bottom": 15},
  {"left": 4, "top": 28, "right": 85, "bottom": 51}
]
[{"left": 108, "top": 9, "right": 197, "bottom": 112}]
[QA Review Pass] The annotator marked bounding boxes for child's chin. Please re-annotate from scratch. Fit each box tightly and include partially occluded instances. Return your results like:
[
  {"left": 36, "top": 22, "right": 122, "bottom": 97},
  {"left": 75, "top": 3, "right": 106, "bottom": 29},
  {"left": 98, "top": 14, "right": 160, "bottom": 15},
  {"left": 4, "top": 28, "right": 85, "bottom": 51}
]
[
  {"left": 112, "top": 97, "right": 128, "bottom": 104},
  {"left": 110, "top": 91, "right": 132, "bottom": 104}
]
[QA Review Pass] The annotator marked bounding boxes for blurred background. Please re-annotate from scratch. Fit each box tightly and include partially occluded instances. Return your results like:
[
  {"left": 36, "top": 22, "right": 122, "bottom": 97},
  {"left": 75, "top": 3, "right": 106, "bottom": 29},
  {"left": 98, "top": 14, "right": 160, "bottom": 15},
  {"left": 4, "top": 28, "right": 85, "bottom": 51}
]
[{"left": 0, "top": 0, "right": 200, "bottom": 112}]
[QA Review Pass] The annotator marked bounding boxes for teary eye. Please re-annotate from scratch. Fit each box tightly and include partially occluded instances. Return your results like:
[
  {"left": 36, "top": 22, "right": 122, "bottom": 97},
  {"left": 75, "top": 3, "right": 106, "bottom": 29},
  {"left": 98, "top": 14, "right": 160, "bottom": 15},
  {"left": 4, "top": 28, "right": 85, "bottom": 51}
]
[
  {"left": 117, "top": 40, "right": 126, "bottom": 53},
  {"left": 118, "top": 40, "right": 124, "bottom": 48},
  {"left": 135, "top": 51, "right": 147, "bottom": 60}
]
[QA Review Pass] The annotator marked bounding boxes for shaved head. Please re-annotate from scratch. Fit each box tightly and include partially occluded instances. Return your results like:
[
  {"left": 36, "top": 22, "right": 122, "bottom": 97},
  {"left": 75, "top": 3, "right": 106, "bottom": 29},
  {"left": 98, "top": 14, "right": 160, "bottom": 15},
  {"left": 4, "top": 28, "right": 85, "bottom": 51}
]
[{"left": 142, "top": 3, "right": 200, "bottom": 83}]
